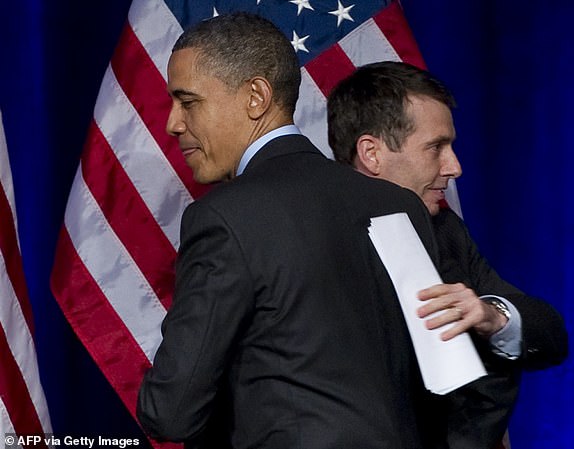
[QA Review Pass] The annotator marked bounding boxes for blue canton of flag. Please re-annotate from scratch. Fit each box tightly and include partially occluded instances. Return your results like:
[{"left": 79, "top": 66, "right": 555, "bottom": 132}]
[{"left": 165, "top": 0, "right": 392, "bottom": 64}]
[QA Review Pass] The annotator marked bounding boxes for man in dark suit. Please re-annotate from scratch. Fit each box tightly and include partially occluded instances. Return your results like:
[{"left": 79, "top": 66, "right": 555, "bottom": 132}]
[
  {"left": 327, "top": 61, "right": 569, "bottom": 449},
  {"left": 137, "top": 14, "right": 446, "bottom": 449}
]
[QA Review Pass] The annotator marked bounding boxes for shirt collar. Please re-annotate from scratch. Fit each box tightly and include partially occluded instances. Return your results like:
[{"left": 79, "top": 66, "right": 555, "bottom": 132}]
[{"left": 236, "top": 124, "right": 302, "bottom": 176}]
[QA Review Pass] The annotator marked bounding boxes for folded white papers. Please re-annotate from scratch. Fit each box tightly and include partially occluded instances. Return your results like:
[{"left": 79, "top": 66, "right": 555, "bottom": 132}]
[{"left": 368, "top": 213, "right": 486, "bottom": 395}]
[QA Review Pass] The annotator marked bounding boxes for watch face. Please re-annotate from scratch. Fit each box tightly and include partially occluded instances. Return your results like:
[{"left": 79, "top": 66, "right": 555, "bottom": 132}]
[{"left": 487, "top": 299, "right": 511, "bottom": 320}]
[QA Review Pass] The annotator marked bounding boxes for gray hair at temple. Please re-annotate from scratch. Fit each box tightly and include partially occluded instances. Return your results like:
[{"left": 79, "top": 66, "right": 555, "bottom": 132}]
[
  {"left": 327, "top": 61, "right": 456, "bottom": 165},
  {"left": 173, "top": 12, "right": 301, "bottom": 116}
]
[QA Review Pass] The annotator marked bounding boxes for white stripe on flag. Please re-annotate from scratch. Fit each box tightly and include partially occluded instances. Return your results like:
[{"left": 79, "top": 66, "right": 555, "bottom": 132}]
[
  {"left": 295, "top": 67, "right": 331, "bottom": 158},
  {"left": 95, "top": 66, "right": 192, "bottom": 248},
  {"left": 128, "top": 0, "right": 183, "bottom": 80},
  {"left": 64, "top": 167, "right": 166, "bottom": 362},
  {"left": 339, "top": 17, "right": 401, "bottom": 67},
  {"left": 0, "top": 400, "right": 18, "bottom": 448}
]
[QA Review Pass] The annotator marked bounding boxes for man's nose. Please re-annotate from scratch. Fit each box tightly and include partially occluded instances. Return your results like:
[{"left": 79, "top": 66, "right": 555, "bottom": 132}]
[
  {"left": 166, "top": 107, "right": 186, "bottom": 136},
  {"left": 441, "top": 147, "right": 462, "bottom": 179}
]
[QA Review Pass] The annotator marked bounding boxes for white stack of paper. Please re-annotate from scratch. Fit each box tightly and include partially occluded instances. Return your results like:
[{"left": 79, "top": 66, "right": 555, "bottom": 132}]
[{"left": 368, "top": 212, "right": 486, "bottom": 395}]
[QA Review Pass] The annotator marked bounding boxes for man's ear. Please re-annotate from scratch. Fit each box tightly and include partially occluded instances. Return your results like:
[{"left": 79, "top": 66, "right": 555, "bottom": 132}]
[
  {"left": 355, "top": 134, "right": 385, "bottom": 177},
  {"left": 246, "top": 77, "right": 273, "bottom": 120}
]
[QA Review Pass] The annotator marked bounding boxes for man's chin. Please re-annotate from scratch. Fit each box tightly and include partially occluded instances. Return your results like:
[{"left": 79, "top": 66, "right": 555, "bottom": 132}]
[
  {"left": 190, "top": 167, "right": 209, "bottom": 185},
  {"left": 192, "top": 173, "right": 216, "bottom": 185},
  {"left": 191, "top": 166, "right": 227, "bottom": 185},
  {"left": 424, "top": 201, "right": 441, "bottom": 216}
]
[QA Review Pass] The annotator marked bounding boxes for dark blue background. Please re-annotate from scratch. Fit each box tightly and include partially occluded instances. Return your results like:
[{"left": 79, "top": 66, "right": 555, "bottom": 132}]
[{"left": 0, "top": 1, "right": 571, "bottom": 447}]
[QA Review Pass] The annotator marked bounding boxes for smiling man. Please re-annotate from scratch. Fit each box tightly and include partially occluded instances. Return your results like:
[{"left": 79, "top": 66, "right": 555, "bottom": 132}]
[
  {"left": 327, "top": 61, "right": 568, "bottom": 449},
  {"left": 164, "top": 30, "right": 298, "bottom": 184},
  {"left": 352, "top": 94, "right": 460, "bottom": 217},
  {"left": 137, "top": 14, "right": 451, "bottom": 449}
]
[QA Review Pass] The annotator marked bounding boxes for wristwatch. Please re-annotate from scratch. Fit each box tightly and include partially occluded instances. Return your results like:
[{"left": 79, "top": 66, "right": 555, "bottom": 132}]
[{"left": 482, "top": 297, "right": 511, "bottom": 320}]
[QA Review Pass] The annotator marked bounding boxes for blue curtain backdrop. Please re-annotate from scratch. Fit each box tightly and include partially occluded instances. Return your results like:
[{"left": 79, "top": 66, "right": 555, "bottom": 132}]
[{"left": 0, "top": 1, "right": 571, "bottom": 447}]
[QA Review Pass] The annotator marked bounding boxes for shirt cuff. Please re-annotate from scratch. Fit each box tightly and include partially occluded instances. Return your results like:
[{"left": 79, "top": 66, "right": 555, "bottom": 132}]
[{"left": 480, "top": 295, "right": 522, "bottom": 359}]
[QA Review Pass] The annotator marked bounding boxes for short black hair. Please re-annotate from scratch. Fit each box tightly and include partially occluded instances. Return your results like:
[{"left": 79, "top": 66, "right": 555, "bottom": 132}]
[
  {"left": 173, "top": 12, "right": 301, "bottom": 115},
  {"left": 327, "top": 61, "right": 456, "bottom": 165}
]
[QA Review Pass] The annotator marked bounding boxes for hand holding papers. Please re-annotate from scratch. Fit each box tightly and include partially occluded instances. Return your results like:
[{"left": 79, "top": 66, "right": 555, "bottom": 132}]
[{"left": 368, "top": 213, "right": 486, "bottom": 395}]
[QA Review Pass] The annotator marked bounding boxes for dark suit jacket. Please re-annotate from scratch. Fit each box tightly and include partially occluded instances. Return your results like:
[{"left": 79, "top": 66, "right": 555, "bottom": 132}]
[
  {"left": 137, "top": 134, "right": 443, "bottom": 449},
  {"left": 432, "top": 208, "right": 568, "bottom": 449}
]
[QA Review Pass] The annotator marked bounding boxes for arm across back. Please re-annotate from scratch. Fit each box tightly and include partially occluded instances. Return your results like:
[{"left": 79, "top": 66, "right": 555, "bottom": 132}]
[{"left": 433, "top": 208, "right": 568, "bottom": 370}]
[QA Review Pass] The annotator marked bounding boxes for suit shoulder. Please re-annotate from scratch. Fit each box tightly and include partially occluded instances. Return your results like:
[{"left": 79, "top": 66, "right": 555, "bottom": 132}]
[
  {"left": 433, "top": 208, "right": 468, "bottom": 236},
  {"left": 341, "top": 166, "right": 422, "bottom": 201}
]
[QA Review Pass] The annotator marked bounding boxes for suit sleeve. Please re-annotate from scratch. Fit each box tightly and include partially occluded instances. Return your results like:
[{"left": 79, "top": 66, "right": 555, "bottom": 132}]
[
  {"left": 137, "top": 201, "right": 254, "bottom": 443},
  {"left": 445, "top": 210, "right": 568, "bottom": 370}
]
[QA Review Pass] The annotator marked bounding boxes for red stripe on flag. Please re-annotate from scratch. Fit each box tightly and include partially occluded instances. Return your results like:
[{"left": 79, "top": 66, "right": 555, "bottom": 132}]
[
  {"left": 0, "top": 184, "right": 34, "bottom": 333},
  {"left": 50, "top": 228, "right": 180, "bottom": 449},
  {"left": 51, "top": 228, "right": 150, "bottom": 412},
  {"left": 304, "top": 43, "right": 356, "bottom": 97},
  {"left": 0, "top": 325, "right": 47, "bottom": 448},
  {"left": 374, "top": 1, "right": 427, "bottom": 69},
  {"left": 110, "top": 23, "right": 210, "bottom": 200},
  {"left": 81, "top": 121, "right": 176, "bottom": 309}
]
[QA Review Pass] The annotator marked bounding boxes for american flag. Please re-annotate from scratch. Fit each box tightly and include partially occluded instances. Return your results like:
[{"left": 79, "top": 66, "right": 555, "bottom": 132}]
[
  {"left": 49, "top": 0, "right": 454, "bottom": 446},
  {"left": 0, "top": 109, "right": 52, "bottom": 447}
]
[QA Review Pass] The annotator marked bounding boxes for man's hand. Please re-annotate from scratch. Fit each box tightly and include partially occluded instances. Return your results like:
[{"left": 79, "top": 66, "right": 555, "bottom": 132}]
[{"left": 417, "top": 283, "right": 508, "bottom": 341}]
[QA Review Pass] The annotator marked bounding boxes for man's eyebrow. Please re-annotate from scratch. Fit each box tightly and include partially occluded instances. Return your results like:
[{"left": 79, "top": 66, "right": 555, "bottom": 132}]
[
  {"left": 170, "top": 89, "right": 198, "bottom": 99},
  {"left": 428, "top": 134, "right": 456, "bottom": 147}
]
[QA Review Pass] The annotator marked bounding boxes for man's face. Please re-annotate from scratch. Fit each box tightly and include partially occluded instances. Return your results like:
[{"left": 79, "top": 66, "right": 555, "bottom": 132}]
[
  {"left": 166, "top": 47, "right": 251, "bottom": 184},
  {"left": 377, "top": 95, "right": 461, "bottom": 216}
]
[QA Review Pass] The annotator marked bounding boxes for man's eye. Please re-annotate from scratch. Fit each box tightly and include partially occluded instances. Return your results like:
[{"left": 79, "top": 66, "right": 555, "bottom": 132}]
[{"left": 181, "top": 100, "right": 195, "bottom": 109}]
